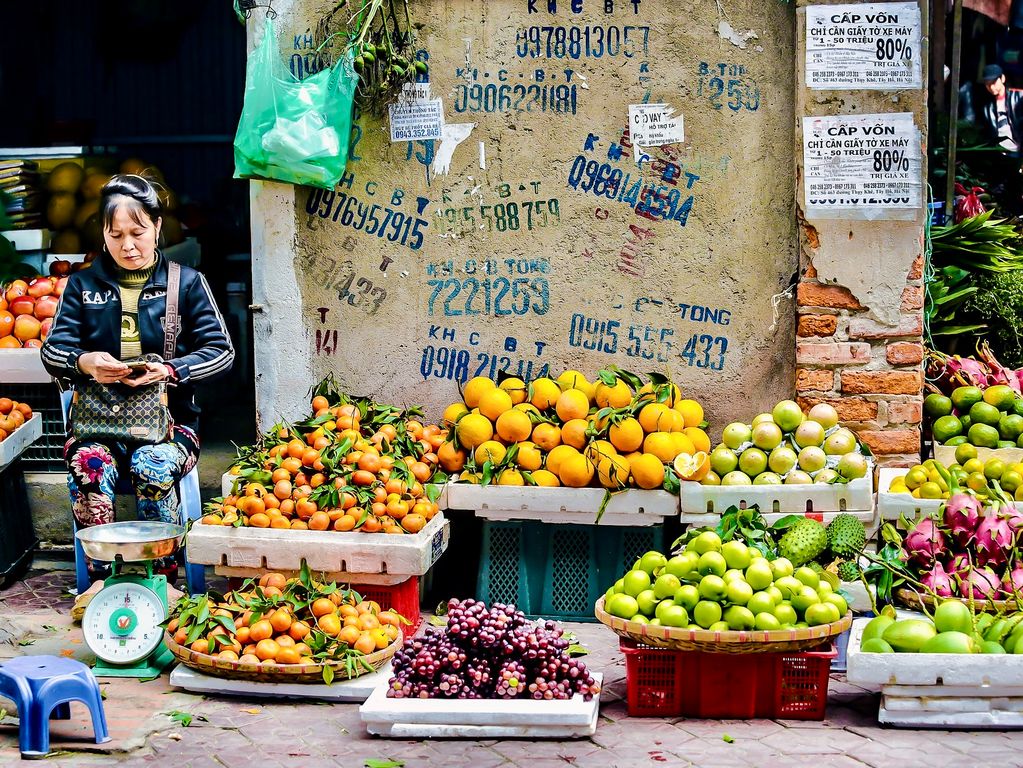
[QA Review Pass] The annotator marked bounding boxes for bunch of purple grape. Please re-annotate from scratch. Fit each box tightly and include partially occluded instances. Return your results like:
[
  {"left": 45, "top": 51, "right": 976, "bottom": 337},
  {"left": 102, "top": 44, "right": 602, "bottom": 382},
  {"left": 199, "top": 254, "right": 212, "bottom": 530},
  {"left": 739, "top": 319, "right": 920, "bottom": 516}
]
[{"left": 386, "top": 599, "right": 600, "bottom": 701}]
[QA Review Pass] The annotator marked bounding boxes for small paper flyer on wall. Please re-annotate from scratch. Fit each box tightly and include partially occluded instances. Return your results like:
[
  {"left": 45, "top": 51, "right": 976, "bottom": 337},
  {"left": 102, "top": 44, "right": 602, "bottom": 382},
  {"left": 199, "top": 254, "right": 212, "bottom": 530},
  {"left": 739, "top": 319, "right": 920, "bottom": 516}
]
[
  {"left": 802, "top": 113, "right": 922, "bottom": 221},
  {"left": 806, "top": 2, "right": 922, "bottom": 90}
]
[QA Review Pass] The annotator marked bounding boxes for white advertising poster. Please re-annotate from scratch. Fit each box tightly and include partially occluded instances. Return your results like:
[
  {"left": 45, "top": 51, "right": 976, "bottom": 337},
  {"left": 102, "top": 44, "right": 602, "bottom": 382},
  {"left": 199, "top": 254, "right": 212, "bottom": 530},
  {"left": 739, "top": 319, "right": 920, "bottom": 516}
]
[
  {"left": 388, "top": 96, "right": 444, "bottom": 142},
  {"left": 628, "top": 103, "right": 684, "bottom": 162},
  {"left": 802, "top": 113, "right": 922, "bottom": 220},
  {"left": 806, "top": 2, "right": 922, "bottom": 90}
]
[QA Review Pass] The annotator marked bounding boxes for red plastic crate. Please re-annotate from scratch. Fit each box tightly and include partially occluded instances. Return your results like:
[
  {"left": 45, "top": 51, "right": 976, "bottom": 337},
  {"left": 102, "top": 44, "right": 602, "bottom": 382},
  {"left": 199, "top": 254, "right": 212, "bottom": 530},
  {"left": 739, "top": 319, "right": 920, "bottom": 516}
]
[
  {"left": 620, "top": 638, "right": 835, "bottom": 719},
  {"left": 353, "top": 577, "right": 422, "bottom": 634}
]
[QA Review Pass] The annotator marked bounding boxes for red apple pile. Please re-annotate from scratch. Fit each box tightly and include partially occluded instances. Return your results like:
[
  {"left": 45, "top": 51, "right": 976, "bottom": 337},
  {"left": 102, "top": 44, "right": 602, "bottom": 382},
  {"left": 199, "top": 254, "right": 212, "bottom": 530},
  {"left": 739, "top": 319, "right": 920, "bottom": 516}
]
[{"left": 0, "top": 274, "right": 67, "bottom": 349}]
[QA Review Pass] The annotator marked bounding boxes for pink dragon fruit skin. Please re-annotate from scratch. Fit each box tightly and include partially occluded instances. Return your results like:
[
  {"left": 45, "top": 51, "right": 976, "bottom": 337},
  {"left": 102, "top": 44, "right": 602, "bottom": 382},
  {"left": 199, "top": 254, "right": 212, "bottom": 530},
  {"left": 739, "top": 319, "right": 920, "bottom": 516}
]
[
  {"left": 975, "top": 516, "right": 1014, "bottom": 567},
  {"left": 903, "top": 519, "right": 947, "bottom": 567},
  {"left": 1001, "top": 504, "right": 1023, "bottom": 532},
  {"left": 920, "top": 561, "right": 955, "bottom": 598},
  {"left": 944, "top": 494, "right": 983, "bottom": 546},
  {"left": 1002, "top": 565, "right": 1023, "bottom": 599},
  {"left": 959, "top": 566, "right": 1002, "bottom": 600},
  {"left": 950, "top": 553, "right": 972, "bottom": 577}
]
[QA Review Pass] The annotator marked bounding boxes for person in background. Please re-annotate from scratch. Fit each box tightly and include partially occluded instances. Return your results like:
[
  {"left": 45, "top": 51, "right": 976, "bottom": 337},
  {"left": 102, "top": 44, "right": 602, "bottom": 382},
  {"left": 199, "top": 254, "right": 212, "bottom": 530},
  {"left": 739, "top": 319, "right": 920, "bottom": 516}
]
[
  {"left": 41, "top": 174, "right": 234, "bottom": 584},
  {"left": 981, "top": 64, "right": 1023, "bottom": 154}
]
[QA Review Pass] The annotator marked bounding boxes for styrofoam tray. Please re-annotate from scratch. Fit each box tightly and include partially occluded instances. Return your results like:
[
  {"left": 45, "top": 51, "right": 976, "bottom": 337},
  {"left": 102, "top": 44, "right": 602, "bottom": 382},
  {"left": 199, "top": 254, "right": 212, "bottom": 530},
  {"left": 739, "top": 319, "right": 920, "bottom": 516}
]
[
  {"left": 0, "top": 349, "right": 51, "bottom": 384},
  {"left": 359, "top": 673, "right": 601, "bottom": 738},
  {"left": 170, "top": 661, "right": 391, "bottom": 701},
  {"left": 0, "top": 413, "right": 43, "bottom": 471},
  {"left": 878, "top": 467, "right": 1023, "bottom": 521},
  {"left": 445, "top": 483, "right": 676, "bottom": 526},
  {"left": 679, "top": 473, "right": 873, "bottom": 519},
  {"left": 847, "top": 617, "right": 1023, "bottom": 688},
  {"left": 878, "top": 703, "right": 1023, "bottom": 728},
  {"left": 5, "top": 228, "right": 50, "bottom": 252},
  {"left": 185, "top": 512, "right": 449, "bottom": 579}
]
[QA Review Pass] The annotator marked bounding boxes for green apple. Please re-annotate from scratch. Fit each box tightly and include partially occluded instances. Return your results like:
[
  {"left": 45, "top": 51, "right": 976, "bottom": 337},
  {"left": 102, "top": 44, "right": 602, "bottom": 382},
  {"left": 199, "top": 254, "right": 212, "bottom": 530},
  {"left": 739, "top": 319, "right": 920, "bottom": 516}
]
[
  {"left": 636, "top": 551, "right": 668, "bottom": 575},
  {"left": 698, "top": 551, "right": 727, "bottom": 577},
  {"left": 622, "top": 569, "right": 652, "bottom": 597},
  {"left": 655, "top": 598, "right": 676, "bottom": 622},
  {"left": 747, "top": 591, "right": 776, "bottom": 615},
  {"left": 653, "top": 573, "right": 682, "bottom": 600},
  {"left": 791, "top": 586, "right": 821, "bottom": 613},
  {"left": 794, "top": 566, "right": 820, "bottom": 589},
  {"left": 725, "top": 579, "right": 754, "bottom": 605},
  {"left": 765, "top": 585, "right": 784, "bottom": 605},
  {"left": 606, "top": 593, "right": 639, "bottom": 619},
  {"left": 721, "top": 540, "right": 752, "bottom": 570},
  {"left": 824, "top": 593, "right": 849, "bottom": 617},
  {"left": 771, "top": 557, "right": 795, "bottom": 579},
  {"left": 660, "top": 604, "right": 689, "bottom": 628},
  {"left": 773, "top": 602, "right": 798, "bottom": 626},
  {"left": 664, "top": 552, "right": 699, "bottom": 579},
  {"left": 745, "top": 560, "right": 774, "bottom": 591},
  {"left": 693, "top": 600, "right": 723, "bottom": 629},
  {"left": 636, "top": 589, "right": 659, "bottom": 617},
  {"left": 774, "top": 575, "right": 803, "bottom": 599},
  {"left": 755, "top": 612, "right": 781, "bottom": 631},
  {"left": 708, "top": 620, "right": 731, "bottom": 632},
  {"left": 698, "top": 574, "right": 728, "bottom": 601},
  {"left": 723, "top": 568, "right": 744, "bottom": 582},
  {"left": 724, "top": 605, "right": 756, "bottom": 630},
  {"left": 674, "top": 584, "right": 700, "bottom": 611}
]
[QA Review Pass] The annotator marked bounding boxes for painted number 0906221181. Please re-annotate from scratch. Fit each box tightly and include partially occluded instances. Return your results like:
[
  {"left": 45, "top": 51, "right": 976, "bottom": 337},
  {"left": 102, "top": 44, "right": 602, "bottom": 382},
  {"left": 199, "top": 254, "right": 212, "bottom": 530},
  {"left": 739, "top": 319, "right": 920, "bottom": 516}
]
[{"left": 427, "top": 277, "right": 550, "bottom": 317}]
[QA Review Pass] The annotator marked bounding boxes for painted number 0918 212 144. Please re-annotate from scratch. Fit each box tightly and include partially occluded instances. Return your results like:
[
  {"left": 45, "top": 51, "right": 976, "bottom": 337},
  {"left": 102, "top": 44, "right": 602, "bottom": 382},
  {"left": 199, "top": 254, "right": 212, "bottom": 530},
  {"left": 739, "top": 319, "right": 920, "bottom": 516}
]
[{"left": 427, "top": 277, "right": 549, "bottom": 317}]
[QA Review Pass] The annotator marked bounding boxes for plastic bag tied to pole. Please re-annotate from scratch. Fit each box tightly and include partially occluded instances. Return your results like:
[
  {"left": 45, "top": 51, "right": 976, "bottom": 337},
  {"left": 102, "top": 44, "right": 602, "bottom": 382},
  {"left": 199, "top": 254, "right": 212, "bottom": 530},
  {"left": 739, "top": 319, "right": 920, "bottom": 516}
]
[{"left": 234, "top": 18, "right": 357, "bottom": 190}]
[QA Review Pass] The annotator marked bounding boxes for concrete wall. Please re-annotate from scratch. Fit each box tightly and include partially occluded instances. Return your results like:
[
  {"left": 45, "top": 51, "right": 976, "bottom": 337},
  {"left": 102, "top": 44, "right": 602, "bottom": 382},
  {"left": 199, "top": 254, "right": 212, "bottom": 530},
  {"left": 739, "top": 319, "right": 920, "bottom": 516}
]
[
  {"left": 251, "top": 0, "right": 798, "bottom": 428},
  {"left": 793, "top": 0, "right": 926, "bottom": 465}
]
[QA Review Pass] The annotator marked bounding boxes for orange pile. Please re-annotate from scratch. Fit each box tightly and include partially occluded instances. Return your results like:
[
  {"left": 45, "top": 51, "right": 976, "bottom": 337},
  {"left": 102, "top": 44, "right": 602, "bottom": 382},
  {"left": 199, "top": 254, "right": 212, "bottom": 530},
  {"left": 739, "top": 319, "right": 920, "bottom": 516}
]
[
  {"left": 438, "top": 368, "right": 709, "bottom": 492},
  {"left": 0, "top": 398, "right": 33, "bottom": 442},
  {"left": 203, "top": 387, "right": 445, "bottom": 534},
  {"left": 167, "top": 571, "right": 405, "bottom": 668}
]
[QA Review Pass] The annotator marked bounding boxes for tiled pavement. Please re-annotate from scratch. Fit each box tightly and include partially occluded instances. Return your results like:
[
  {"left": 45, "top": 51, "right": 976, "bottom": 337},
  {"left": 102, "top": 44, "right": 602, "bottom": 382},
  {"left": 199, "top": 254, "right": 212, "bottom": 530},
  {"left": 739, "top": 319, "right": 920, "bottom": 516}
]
[{"left": 2, "top": 571, "right": 1023, "bottom": 767}]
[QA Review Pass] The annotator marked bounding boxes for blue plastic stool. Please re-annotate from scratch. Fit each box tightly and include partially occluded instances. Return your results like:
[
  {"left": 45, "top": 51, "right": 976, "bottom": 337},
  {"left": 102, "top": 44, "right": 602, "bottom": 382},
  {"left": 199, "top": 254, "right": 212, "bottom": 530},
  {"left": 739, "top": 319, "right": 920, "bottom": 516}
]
[
  {"left": 0, "top": 655, "right": 110, "bottom": 758},
  {"left": 59, "top": 391, "right": 206, "bottom": 596}
]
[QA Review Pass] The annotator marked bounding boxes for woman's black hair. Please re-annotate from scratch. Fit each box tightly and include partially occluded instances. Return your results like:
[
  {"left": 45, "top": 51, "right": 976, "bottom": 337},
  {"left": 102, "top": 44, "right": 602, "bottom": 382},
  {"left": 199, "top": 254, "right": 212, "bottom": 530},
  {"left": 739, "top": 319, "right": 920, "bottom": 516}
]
[{"left": 100, "top": 174, "right": 163, "bottom": 231}]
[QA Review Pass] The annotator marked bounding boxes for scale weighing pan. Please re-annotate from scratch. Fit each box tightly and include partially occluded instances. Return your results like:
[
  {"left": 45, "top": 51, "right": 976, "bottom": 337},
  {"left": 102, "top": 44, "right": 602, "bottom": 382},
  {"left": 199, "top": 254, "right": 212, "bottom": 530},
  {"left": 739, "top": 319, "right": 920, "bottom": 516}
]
[{"left": 76, "top": 521, "right": 184, "bottom": 562}]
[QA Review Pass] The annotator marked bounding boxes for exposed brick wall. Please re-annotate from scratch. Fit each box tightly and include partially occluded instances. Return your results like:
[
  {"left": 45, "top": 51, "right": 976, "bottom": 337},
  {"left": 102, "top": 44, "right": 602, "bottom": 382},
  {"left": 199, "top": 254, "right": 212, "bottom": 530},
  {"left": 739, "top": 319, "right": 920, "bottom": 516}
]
[{"left": 796, "top": 261, "right": 923, "bottom": 466}]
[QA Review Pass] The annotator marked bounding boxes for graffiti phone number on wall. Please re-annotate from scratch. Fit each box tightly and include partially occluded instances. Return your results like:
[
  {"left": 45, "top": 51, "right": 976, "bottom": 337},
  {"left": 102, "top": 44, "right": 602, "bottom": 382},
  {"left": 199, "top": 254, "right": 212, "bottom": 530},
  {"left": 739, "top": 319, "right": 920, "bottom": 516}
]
[
  {"left": 421, "top": 345, "right": 551, "bottom": 383},
  {"left": 435, "top": 199, "right": 561, "bottom": 236},
  {"left": 515, "top": 25, "right": 650, "bottom": 58},
  {"left": 305, "top": 188, "right": 429, "bottom": 251},
  {"left": 427, "top": 277, "right": 550, "bottom": 317},
  {"left": 454, "top": 83, "right": 577, "bottom": 114}
]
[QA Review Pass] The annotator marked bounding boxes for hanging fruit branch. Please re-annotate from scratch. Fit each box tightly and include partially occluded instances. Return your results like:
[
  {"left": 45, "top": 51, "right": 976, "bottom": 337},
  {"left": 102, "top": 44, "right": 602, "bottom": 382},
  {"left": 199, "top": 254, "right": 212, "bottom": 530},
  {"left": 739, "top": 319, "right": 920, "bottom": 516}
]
[{"left": 317, "top": 0, "right": 428, "bottom": 114}]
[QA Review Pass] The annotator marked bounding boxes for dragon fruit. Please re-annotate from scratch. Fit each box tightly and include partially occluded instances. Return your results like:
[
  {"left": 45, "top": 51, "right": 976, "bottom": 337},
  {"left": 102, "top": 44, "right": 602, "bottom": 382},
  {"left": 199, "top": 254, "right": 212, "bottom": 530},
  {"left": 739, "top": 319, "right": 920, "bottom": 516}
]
[
  {"left": 978, "top": 341, "right": 1023, "bottom": 394},
  {"left": 975, "top": 516, "right": 1014, "bottom": 566},
  {"left": 944, "top": 494, "right": 983, "bottom": 546},
  {"left": 949, "top": 553, "right": 972, "bottom": 577},
  {"left": 902, "top": 519, "right": 947, "bottom": 567},
  {"left": 925, "top": 350, "right": 993, "bottom": 391},
  {"left": 920, "top": 561, "right": 955, "bottom": 598},
  {"left": 958, "top": 566, "right": 1002, "bottom": 600},
  {"left": 1002, "top": 564, "right": 1023, "bottom": 599}
]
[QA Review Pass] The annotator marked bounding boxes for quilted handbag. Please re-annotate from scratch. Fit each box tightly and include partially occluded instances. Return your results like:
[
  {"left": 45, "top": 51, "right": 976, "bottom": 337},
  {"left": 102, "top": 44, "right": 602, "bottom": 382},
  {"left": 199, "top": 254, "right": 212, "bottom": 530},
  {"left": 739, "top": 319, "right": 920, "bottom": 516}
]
[{"left": 71, "top": 262, "right": 180, "bottom": 445}]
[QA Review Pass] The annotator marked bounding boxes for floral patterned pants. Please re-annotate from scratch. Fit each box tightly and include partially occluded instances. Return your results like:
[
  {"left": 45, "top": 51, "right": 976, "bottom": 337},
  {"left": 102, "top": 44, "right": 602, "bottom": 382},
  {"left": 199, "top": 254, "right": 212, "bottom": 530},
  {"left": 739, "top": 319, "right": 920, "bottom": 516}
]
[{"left": 64, "top": 426, "right": 200, "bottom": 528}]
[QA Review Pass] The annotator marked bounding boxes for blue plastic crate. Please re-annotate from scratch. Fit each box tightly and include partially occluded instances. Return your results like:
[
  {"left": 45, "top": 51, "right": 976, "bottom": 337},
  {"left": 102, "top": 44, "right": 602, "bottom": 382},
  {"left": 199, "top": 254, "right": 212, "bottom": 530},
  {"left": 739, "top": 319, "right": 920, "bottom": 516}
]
[{"left": 477, "top": 520, "right": 664, "bottom": 621}]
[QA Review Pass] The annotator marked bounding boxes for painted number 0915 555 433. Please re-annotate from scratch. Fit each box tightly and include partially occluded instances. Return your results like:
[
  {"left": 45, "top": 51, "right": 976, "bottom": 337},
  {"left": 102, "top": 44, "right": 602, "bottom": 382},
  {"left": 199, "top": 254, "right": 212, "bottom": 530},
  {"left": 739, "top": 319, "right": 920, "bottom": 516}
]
[{"left": 680, "top": 333, "right": 728, "bottom": 370}]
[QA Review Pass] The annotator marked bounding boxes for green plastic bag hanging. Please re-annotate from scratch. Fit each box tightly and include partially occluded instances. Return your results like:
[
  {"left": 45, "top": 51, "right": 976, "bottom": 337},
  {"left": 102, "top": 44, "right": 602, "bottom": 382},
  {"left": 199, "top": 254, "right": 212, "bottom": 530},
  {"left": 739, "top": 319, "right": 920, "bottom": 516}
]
[{"left": 233, "top": 18, "right": 357, "bottom": 190}]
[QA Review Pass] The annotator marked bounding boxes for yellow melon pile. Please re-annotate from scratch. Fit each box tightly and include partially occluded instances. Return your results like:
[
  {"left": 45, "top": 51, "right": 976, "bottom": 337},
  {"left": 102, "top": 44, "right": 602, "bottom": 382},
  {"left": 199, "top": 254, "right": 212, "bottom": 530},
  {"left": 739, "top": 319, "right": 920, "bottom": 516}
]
[{"left": 437, "top": 369, "right": 710, "bottom": 491}]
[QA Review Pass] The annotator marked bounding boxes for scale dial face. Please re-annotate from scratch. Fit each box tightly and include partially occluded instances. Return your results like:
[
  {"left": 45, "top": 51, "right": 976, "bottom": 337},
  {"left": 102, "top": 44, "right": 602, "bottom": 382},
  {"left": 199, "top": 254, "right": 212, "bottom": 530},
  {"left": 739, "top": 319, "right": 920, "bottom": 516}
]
[{"left": 83, "top": 582, "right": 166, "bottom": 664}]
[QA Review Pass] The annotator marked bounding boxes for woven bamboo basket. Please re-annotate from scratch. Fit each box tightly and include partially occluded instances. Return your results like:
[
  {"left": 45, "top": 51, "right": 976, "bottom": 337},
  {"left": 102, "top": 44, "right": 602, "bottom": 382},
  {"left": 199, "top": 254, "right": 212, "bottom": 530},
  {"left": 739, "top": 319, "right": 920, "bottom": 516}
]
[
  {"left": 895, "top": 587, "right": 1018, "bottom": 614},
  {"left": 164, "top": 630, "right": 401, "bottom": 683},
  {"left": 595, "top": 597, "right": 851, "bottom": 653}
]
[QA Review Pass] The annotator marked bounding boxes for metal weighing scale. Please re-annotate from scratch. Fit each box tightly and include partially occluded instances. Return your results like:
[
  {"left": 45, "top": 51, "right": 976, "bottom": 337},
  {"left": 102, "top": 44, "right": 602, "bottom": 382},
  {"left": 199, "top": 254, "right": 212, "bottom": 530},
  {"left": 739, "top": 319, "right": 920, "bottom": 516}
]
[{"left": 76, "top": 521, "right": 185, "bottom": 678}]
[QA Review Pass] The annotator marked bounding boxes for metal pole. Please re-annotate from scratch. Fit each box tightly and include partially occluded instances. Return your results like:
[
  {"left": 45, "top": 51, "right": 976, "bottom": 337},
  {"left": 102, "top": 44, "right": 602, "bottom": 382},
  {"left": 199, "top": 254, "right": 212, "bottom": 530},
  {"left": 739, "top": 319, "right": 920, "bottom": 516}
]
[{"left": 945, "top": 0, "right": 964, "bottom": 218}]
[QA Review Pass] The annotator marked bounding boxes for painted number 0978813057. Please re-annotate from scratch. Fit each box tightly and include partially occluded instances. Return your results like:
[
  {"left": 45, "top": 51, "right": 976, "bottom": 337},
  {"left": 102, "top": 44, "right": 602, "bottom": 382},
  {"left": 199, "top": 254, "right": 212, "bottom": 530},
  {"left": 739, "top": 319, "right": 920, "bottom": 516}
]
[{"left": 681, "top": 333, "right": 728, "bottom": 370}]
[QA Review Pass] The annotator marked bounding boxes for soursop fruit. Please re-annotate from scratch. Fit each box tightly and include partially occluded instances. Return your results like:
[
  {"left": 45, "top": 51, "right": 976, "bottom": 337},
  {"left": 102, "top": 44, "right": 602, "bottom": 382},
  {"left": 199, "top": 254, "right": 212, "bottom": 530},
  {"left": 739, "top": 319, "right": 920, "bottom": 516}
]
[
  {"left": 826, "top": 514, "right": 866, "bottom": 559},
  {"left": 778, "top": 518, "right": 828, "bottom": 566},
  {"left": 837, "top": 559, "right": 862, "bottom": 582}
]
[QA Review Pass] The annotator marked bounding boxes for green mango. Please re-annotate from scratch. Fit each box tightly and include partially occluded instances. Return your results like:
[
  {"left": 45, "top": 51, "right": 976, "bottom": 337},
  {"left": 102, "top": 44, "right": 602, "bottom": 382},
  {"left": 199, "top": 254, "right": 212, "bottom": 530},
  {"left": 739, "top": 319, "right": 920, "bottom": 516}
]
[
  {"left": 861, "top": 638, "right": 894, "bottom": 653},
  {"left": 981, "top": 640, "right": 1007, "bottom": 654},
  {"left": 975, "top": 613, "right": 995, "bottom": 634},
  {"left": 934, "top": 601, "right": 973, "bottom": 634},
  {"left": 862, "top": 615, "right": 895, "bottom": 644},
  {"left": 919, "top": 631, "right": 976, "bottom": 654},
  {"left": 984, "top": 618, "right": 1010, "bottom": 644},
  {"left": 882, "top": 619, "right": 937, "bottom": 653}
]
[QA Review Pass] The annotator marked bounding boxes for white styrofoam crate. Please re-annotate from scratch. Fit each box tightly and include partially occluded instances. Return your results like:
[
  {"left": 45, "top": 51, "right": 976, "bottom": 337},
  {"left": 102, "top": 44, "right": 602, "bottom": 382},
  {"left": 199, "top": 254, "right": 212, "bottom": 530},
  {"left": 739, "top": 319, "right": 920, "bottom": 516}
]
[
  {"left": 679, "top": 473, "right": 874, "bottom": 519},
  {"left": 444, "top": 483, "right": 676, "bottom": 526},
  {"left": 6, "top": 229, "right": 50, "bottom": 252},
  {"left": 359, "top": 673, "right": 601, "bottom": 738},
  {"left": 185, "top": 512, "right": 449, "bottom": 579},
  {"left": 878, "top": 704, "right": 1023, "bottom": 728},
  {"left": 0, "top": 413, "right": 42, "bottom": 471},
  {"left": 877, "top": 467, "right": 936, "bottom": 521},
  {"left": 847, "top": 617, "right": 1023, "bottom": 688},
  {"left": 170, "top": 660, "right": 391, "bottom": 701},
  {"left": 0, "top": 350, "right": 52, "bottom": 384}
]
